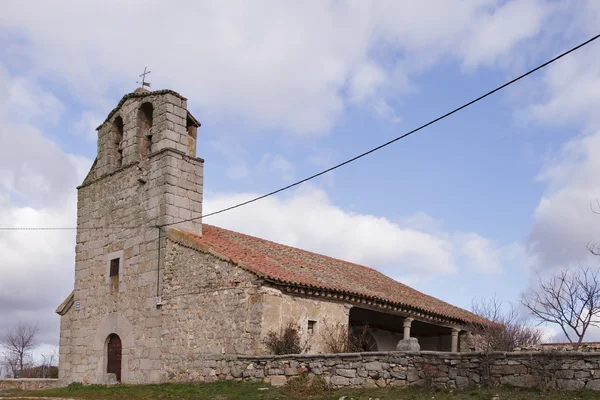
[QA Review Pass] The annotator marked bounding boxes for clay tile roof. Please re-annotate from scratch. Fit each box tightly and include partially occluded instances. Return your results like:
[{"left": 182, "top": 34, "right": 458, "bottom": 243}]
[{"left": 169, "top": 224, "right": 490, "bottom": 326}]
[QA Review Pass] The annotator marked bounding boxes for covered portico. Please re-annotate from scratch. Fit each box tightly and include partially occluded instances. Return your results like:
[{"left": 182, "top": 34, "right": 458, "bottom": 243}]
[{"left": 349, "top": 307, "right": 465, "bottom": 352}]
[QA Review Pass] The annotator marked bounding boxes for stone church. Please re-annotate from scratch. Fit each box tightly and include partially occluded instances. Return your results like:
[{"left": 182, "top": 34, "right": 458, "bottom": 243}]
[{"left": 56, "top": 88, "right": 489, "bottom": 385}]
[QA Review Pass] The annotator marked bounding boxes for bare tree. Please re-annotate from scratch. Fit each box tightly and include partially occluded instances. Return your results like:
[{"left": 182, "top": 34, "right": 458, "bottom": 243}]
[
  {"left": 521, "top": 267, "right": 600, "bottom": 350},
  {"left": 38, "top": 349, "right": 58, "bottom": 378},
  {"left": 2, "top": 353, "right": 19, "bottom": 378},
  {"left": 587, "top": 200, "right": 600, "bottom": 255},
  {"left": 469, "top": 295, "right": 543, "bottom": 352},
  {"left": 1, "top": 322, "right": 39, "bottom": 377}
]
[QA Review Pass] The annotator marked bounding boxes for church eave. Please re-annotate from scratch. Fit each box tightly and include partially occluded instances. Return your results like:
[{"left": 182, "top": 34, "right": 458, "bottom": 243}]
[
  {"left": 262, "top": 278, "right": 475, "bottom": 329},
  {"left": 187, "top": 111, "right": 201, "bottom": 127}
]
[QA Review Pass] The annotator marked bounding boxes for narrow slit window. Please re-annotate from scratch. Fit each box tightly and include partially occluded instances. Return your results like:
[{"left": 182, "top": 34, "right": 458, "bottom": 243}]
[
  {"left": 307, "top": 320, "right": 316, "bottom": 335},
  {"left": 110, "top": 258, "right": 120, "bottom": 277}
]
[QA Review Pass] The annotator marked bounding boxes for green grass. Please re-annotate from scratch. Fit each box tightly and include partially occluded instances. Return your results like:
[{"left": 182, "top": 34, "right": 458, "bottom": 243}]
[{"left": 4, "top": 381, "right": 600, "bottom": 400}]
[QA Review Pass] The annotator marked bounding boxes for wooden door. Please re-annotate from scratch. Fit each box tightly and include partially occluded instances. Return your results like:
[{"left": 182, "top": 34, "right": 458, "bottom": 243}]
[{"left": 107, "top": 334, "right": 122, "bottom": 382}]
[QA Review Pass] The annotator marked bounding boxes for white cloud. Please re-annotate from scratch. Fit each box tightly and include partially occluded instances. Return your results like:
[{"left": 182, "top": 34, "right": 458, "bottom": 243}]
[
  {"left": 73, "top": 111, "right": 103, "bottom": 142},
  {"left": 460, "top": 0, "right": 549, "bottom": 69},
  {"left": 526, "top": 130, "right": 600, "bottom": 273},
  {"left": 0, "top": 0, "right": 551, "bottom": 135},
  {"left": 521, "top": 2, "right": 600, "bottom": 277},
  {"left": 348, "top": 62, "right": 387, "bottom": 102},
  {"left": 373, "top": 100, "right": 402, "bottom": 124},
  {"left": 226, "top": 165, "right": 250, "bottom": 180},
  {"left": 456, "top": 233, "right": 524, "bottom": 275},
  {"left": 258, "top": 153, "right": 295, "bottom": 182},
  {"left": 513, "top": 4, "right": 600, "bottom": 346},
  {"left": 0, "top": 65, "right": 64, "bottom": 126},
  {"left": 0, "top": 67, "right": 92, "bottom": 349},
  {"left": 204, "top": 185, "right": 519, "bottom": 277},
  {"left": 527, "top": 46, "right": 600, "bottom": 129}
]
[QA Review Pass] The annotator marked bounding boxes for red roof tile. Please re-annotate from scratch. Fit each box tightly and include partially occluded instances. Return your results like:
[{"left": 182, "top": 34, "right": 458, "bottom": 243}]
[{"left": 169, "top": 224, "right": 490, "bottom": 326}]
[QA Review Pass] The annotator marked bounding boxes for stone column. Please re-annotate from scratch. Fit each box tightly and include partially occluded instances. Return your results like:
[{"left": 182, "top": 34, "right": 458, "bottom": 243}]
[
  {"left": 403, "top": 318, "right": 413, "bottom": 340},
  {"left": 451, "top": 328, "right": 460, "bottom": 352}
]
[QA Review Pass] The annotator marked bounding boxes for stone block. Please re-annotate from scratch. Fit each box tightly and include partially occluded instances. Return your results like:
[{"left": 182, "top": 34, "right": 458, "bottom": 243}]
[
  {"left": 165, "top": 93, "right": 182, "bottom": 107},
  {"left": 574, "top": 370, "right": 591, "bottom": 379},
  {"left": 557, "top": 378, "right": 585, "bottom": 390},
  {"left": 407, "top": 370, "right": 420, "bottom": 382},
  {"left": 330, "top": 375, "right": 350, "bottom": 386},
  {"left": 390, "top": 356, "right": 408, "bottom": 366},
  {"left": 375, "top": 377, "right": 386, "bottom": 387},
  {"left": 284, "top": 368, "right": 300, "bottom": 376},
  {"left": 396, "top": 338, "right": 420, "bottom": 352},
  {"left": 269, "top": 375, "right": 287, "bottom": 387},
  {"left": 336, "top": 368, "right": 356, "bottom": 378},
  {"left": 586, "top": 379, "right": 600, "bottom": 390},
  {"left": 455, "top": 376, "right": 469, "bottom": 388},
  {"left": 390, "top": 371, "right": 406, "bottom": 379},
  {"left": 491, "top": 364, "right": 528, "bottom": 375},
  {"left": 500, "top": 374, "right": 537, "bottom": 388},
  {"left": 365, "top": 361, "right": 383, "bottom": 371}
]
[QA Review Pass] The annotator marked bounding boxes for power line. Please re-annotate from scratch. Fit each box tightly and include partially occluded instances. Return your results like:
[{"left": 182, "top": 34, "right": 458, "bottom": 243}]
[
  {"left": 0, "top": 226, "right": 142, "bottom": 231},
  {"left": 1, "top": 33, "right": 599, "bottom": 232},
  {"left": 162, "top": 33, "right": 600, "bottom": 228}
]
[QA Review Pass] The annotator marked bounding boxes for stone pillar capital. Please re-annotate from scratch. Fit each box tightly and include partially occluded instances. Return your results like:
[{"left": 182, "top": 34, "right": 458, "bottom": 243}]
[{"left": 403, "top": 318, "right": 414, "bottom": 328}]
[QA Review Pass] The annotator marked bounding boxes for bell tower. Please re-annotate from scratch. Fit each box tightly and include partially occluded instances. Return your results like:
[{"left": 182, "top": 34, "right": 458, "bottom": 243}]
[
  {"left": 57, "top": 88, "right": 204, "bottom": 384},
  {"left": 86, "top": 88, "right": 203, "bottom": 231}
]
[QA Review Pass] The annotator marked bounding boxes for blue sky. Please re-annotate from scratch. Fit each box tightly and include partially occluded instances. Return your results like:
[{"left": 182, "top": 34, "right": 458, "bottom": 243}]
[{"left": 1, "top": 0, "right": 600, "bottom": 352}]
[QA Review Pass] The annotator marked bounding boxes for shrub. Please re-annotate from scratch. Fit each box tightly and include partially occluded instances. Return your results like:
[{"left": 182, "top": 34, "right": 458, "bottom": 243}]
[
  {"left": 320, "top": 319, "right": 350, "bottom": 353},
  {"left": 320, "top": 319, "right": 377, "bottom": 353},
  {"left": 470, "top": 295, "right": 543, "bottom": 352},
  {"left": 265, "top": 322, "right": 309, "bottom": 355},
  {"left": 348, "top": 324, "right": 378, "bottom": 352}
]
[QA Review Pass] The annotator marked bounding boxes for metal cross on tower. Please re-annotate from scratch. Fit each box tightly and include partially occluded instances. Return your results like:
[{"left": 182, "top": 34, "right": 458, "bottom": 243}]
[{"left": 137, "top": 67, "right": 152, "bottom": 88}]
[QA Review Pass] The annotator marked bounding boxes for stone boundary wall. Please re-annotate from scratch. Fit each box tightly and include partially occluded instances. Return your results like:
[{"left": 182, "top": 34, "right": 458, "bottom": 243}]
[
  {"left": 166, "top": 351, "right": 600, "bottom": 391},
  {"left": 0, "top": 378, "right": 58, "bottom": 391},
  {"left": 517, "top": 343, "right": 600, "bottom": 353}
]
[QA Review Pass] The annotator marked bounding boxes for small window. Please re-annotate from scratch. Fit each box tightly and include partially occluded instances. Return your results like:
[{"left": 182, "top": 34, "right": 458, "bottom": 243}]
[
  {"left": 307, "top": 320, "right": 316, "bottom": 335},
  {"left": 110, "top": 258, "right": 120, "bottom": 277}
]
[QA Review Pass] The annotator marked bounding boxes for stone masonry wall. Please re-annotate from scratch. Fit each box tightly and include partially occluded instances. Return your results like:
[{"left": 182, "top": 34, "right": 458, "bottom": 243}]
[
  {"left": 159, "top": 238, "right": 353, "bottom": 380},
  {"left": 259, "top": 287, "right": 350, "bottom": 355},
  {"left": 162, "top": 234, "right": 355, "bottom": 358},
  {"left": 58, "top": 90, "right": 204, "bottom": 386},
  {"left": 164, "top": 351, "right": 600, "bottom": 391},
  {"left": 0, "top": 379, "right": 58, "bottom": 391},
  {"left": 161, "top": 239, "right": 264, "bottom": 362},
  {"left": 517, "top": 342, "right": 600, "bottom": 353}
]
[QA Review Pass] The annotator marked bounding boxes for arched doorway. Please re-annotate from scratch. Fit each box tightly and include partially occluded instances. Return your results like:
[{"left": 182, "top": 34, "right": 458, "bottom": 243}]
[{"left": 107, "top": 334, "right": 122, "bottom": 382}]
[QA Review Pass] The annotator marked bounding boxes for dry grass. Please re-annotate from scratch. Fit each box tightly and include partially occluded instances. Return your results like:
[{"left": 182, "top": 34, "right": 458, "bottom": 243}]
[{"left": 3, "top": 380, "right": 600, "bottom": 400}]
